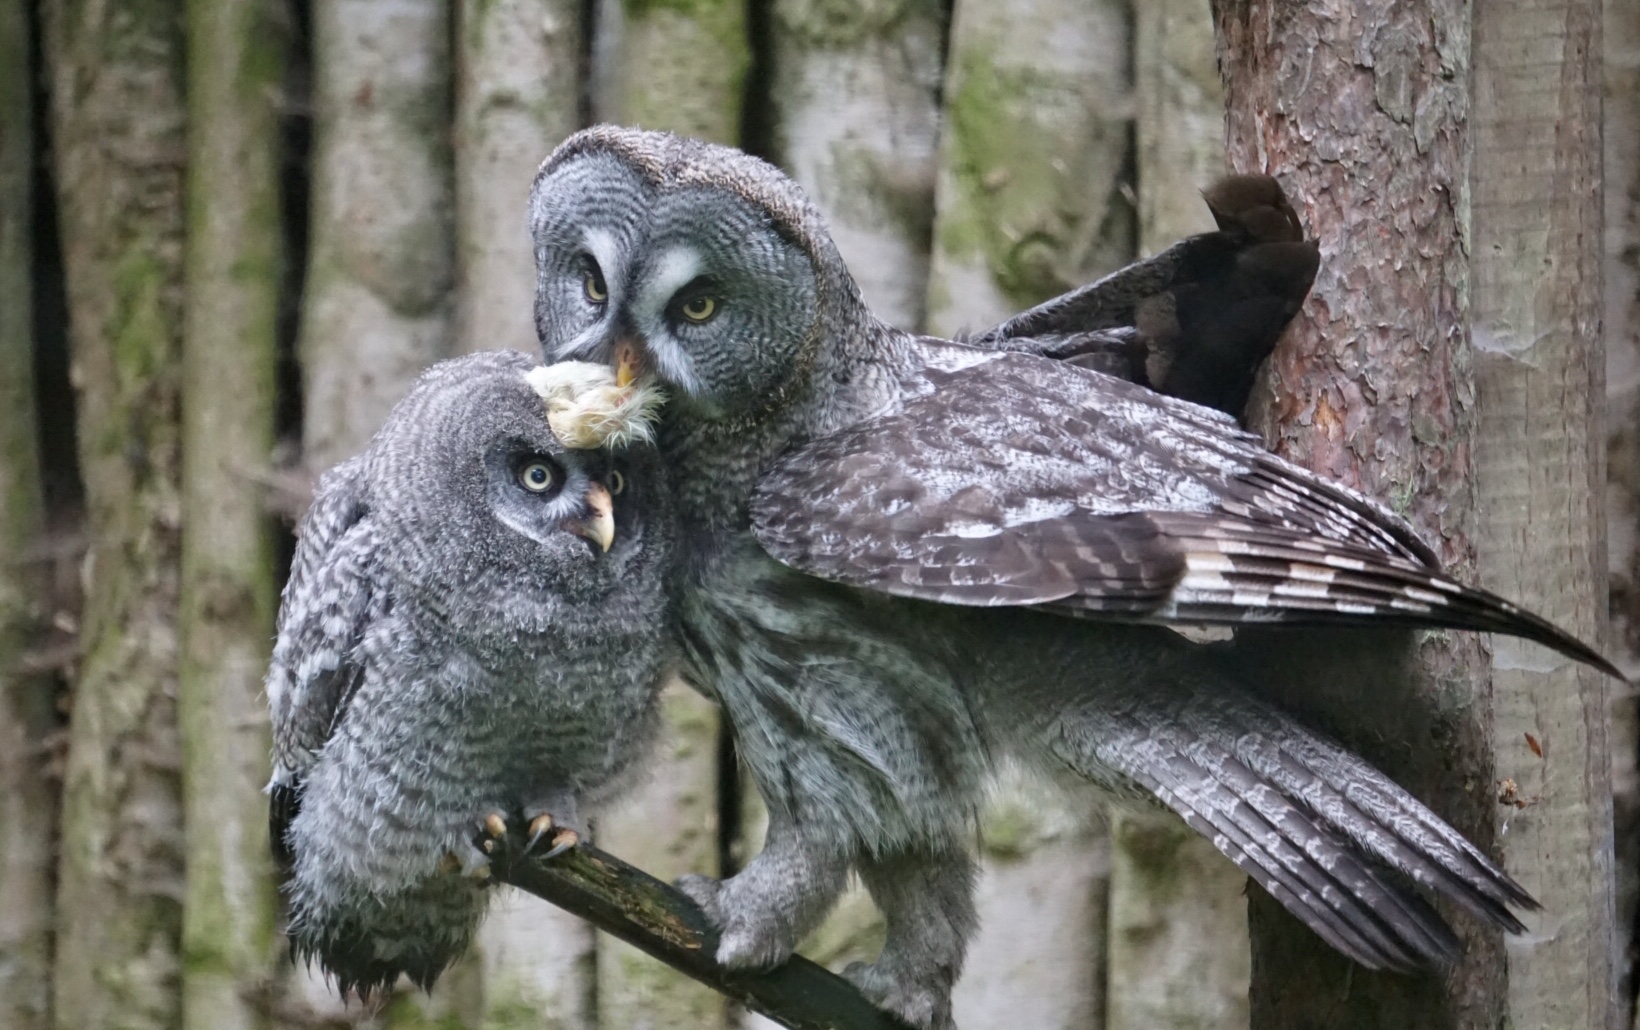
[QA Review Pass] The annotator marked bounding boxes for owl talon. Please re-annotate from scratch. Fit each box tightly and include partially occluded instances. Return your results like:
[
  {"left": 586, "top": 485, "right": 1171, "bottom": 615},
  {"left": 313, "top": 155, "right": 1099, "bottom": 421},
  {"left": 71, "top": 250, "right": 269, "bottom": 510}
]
[
  {"left": 483, "top": 813, "right": 508, "bottom": 840},
  {"left": 539, "top": 828, "right": 580, "bottom": 860},
  {"left": 525, "top": 813, "right": 554, "bottom": 853},
  {"left": 522, "top": 813, "right": 579, "bottom": 860}
]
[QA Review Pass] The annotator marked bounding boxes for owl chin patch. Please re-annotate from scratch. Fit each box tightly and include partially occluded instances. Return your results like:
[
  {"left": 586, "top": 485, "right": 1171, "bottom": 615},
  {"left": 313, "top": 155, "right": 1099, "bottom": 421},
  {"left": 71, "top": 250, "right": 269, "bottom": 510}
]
[{"left": 525, "top": 361, "right": 666, "bottom": 450}]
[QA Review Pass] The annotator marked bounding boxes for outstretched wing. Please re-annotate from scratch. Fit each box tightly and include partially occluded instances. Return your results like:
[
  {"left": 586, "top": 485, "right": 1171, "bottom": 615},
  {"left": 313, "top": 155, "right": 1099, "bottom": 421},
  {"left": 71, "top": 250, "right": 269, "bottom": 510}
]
[
  {"left": 751, "top": 343, "right": 1619, "bottom": 677},
  {"left": 266, "top": 458, "right": 380, "bottom": 864}
]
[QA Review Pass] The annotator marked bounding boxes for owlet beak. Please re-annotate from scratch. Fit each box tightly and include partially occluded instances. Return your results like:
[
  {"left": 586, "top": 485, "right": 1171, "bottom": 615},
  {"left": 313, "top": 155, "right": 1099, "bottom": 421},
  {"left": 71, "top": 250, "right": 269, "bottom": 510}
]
[{"left": 563, "top": 481, "right": 615, "bottom": 553}]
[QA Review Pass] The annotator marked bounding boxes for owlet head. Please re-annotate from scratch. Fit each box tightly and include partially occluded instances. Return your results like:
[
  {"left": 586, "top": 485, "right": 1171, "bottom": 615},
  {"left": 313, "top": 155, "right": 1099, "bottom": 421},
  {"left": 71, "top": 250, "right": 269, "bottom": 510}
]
[{"left": 529, "top": 126, "right": 870, "bottom": 422}]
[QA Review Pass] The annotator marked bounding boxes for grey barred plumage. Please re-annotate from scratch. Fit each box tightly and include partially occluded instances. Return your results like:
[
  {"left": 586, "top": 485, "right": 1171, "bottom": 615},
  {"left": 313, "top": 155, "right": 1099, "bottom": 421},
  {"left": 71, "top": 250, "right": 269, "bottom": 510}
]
[
  {"left": 266, "top": 350, "right": 672, "bottom": 997},
  {"left": 529, "top": 126, "right": 1609, "bottom": 1029}
]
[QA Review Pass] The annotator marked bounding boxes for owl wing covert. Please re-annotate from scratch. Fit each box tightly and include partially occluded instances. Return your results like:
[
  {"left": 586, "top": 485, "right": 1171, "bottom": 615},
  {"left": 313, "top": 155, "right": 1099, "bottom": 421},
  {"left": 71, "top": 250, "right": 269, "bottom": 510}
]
[
  {"left": 751, "top": 343, "right": 1619, "bottom": 677},
  {"left": 266, "top": 458, "right": 380, "bottom": 862}
]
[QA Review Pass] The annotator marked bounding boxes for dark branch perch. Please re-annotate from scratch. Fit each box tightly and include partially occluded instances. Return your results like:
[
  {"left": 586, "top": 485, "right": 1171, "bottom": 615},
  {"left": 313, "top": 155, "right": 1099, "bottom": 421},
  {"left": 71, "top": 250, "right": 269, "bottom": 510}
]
[{"left": 492, "top": 843, "right": 912, "bottom": 1030}]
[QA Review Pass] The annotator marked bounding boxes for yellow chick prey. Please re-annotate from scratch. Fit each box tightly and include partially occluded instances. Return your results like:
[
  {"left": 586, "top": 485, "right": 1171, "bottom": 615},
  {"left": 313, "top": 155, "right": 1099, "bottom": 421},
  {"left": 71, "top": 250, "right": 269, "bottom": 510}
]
[{"left": 524, "top": 361, "right": 666, "bottom": 450}]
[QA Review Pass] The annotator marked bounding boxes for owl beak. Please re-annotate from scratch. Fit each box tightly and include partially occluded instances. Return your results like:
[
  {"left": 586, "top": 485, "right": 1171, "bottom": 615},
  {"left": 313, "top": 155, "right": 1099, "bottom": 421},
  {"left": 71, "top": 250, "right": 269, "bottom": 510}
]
[
  {"left": 564, "top": 482, "right": 615, "bottom": 553},
  {"left": 613, "top": 338, "right": 645, "bottom": 388}
]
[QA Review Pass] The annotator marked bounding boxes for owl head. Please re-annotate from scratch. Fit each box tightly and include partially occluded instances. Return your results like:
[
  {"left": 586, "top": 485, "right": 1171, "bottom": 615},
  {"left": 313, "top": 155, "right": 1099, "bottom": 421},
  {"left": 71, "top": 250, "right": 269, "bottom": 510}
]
[
  {"left": 529, "top": 126, "right": 872, "bottom": 423},
  {"left": 360, "top": 350, "right": 669, "bottom": 636}
]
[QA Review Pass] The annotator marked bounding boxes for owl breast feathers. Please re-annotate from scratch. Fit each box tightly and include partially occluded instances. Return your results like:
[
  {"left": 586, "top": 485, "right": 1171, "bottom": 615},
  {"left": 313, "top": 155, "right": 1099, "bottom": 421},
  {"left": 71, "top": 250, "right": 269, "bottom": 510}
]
[{"left": 266, "top": 349, "right": 673, "bottom": 997}]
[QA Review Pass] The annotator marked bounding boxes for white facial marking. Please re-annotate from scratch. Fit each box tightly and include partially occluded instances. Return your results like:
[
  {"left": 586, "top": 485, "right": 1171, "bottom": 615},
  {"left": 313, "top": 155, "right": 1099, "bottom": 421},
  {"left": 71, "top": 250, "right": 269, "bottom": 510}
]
[{"left": 639, "top": 246, "right": 704, "bottom": 313}]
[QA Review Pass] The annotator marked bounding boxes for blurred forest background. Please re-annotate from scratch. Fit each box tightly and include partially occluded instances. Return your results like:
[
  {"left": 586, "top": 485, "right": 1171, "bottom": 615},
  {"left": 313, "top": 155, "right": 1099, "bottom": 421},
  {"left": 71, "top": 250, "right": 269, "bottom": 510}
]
[{"left": 1, "top": 0, "right": 1636, "bottom": 1028}]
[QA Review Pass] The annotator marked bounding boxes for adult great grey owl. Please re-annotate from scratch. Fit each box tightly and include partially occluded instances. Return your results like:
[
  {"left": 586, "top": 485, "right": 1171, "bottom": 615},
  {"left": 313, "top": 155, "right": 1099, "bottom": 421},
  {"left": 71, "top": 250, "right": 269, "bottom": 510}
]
[
  {"left": 266, "top": 349, "right": 671, "bottom": 996},
  {"left": 529, "top": 127, "right": 1615, "bottom": 1029}
]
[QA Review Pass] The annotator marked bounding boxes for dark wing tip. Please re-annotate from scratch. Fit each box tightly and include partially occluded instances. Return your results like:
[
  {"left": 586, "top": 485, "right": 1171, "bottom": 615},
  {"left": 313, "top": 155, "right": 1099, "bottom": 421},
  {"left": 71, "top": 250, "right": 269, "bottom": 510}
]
[{"left": 269, "top": 781, "right": 301, "bottom": 869}]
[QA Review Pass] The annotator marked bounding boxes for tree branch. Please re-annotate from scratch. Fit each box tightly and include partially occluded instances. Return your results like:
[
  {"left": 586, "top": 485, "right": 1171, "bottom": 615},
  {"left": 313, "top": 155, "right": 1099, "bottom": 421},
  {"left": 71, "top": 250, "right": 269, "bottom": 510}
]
[{"left": 491, "top": 843, "right": 912, "bottom": 1030}]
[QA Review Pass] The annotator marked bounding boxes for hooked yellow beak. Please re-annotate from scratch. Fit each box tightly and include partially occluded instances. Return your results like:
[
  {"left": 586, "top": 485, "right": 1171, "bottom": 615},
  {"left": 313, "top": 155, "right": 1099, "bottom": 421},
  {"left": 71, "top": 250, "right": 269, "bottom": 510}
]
[
  {"left": 563, "top": 482, "right": 615, "bottom": 553},
  {"left": 614, "top": 338, "right": 644, "bottom": 388}
]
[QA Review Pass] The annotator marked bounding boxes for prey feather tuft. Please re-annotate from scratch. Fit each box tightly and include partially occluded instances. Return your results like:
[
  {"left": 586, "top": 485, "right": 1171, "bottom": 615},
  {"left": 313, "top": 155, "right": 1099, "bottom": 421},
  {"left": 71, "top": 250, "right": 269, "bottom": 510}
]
[{"left": 525, "top": 361, "right": 666, "bottom": 450}]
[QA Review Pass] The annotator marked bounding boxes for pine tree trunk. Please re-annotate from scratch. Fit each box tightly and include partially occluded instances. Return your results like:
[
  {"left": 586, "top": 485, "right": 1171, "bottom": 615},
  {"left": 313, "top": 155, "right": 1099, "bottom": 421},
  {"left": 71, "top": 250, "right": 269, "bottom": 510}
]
[
  {"left": 176, "top": 0, "right": 287, "bottom": 1026},
  {"left": 921, "top": 0, "right": 1133, "bottom": 1023},
  {"left": 1471, "top": 2, "right": 1616, "bottom": 1024},
  {"left": 1213, "top": 0, "right": 1545, "bottom": 1025},
  {"left": 41, "top": 0, "right": 189, "bottom": 1026},
  {"left": 0, "top": 4, "right": 56, "bottom": 1026},
  {"left": 768, "top": 0, "right": 945, "bottom": 329},
  {"left": 453, "top": 4, "right": 594, "bottom": 1020},
  {"left": 1105, "top": 7, "right": 1250, "bottom": 1028}
]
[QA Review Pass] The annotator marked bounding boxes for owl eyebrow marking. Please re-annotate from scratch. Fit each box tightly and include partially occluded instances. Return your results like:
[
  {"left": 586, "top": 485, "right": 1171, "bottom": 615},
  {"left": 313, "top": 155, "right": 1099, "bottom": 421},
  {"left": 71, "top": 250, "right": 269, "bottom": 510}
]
[
  {"left": 640, "top": 246, "right": 704, "bottom": 313},
  {"left": 581, "top": 227, "right": 623, "bottom": 288}
]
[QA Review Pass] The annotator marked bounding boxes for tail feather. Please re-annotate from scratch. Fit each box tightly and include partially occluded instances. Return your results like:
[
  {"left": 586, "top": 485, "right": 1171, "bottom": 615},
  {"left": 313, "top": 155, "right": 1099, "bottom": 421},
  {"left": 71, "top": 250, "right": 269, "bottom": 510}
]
[{"left": 1049, "top": 680, "right": 1538, "bottom": 971}]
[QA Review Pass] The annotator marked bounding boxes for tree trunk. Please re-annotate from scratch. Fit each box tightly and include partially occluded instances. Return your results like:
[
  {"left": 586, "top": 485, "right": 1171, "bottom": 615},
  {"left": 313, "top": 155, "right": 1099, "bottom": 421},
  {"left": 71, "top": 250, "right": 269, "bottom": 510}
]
[
  {"left": 921, "top": 0, "right": 1132, "bottom": 1024},
  {"left": 591, "top": 0, "right": 748, "bottom": 145},
  {"left": 1105, "top": 7, "right": 1250, "bottom": 1029},
  {"left": 0, "top": 4, "right": 57, "bottom": 1026},
  {"left": 596, "top": 681, "right": 727, "bottom": 1030},
  {"left": 454, "top": 0, "right": 584, "bottom": 356},
  {"left": 1603, "top": 0, "right": 1640, "bottom": 1020},
  {"left": 768, "top": 0, "right": 946, "bottom": 329},
  {"left": 177, "top": 0, "right": 286, "bottom": 1027},
  {"left": 453, "top": 4, "right": 595, "bottom": 1020},
  {"left": 41, "top": 0, "right": 189, "bottom": 1026},
  {"left": 296, "top": 0, "right": 455, "bottom": 474},
  {"left": 1471, "top": 2, "right": 1616, "bottom": 1025},
  {"left": 1213, "top": 0, "right": 1505, "bottom": 1026}
]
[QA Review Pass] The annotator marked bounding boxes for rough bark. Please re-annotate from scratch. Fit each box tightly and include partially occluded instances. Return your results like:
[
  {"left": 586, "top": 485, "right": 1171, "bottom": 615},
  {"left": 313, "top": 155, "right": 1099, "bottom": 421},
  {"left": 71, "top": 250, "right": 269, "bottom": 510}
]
[
  {"left": 0, "top": 4, "right": 56, "bottom": 1026},
  {"left": 925, "top": 0, "right": 1134, "bottom": 338},
  {"left": 1213, "top": 1, "right": 1503, "bottom": 1026},
  {"left": 1605, "top": 0, "right": 1640, "bottom": 1021},
  {"left": 1471, "top": 2, "right": 1617, "bottom": 1025},
  {"left": 452, "top": 3, "right": 595, "bottom": 1020},
  {"left": 591, "top": 0, "right": 748, "bottom": 145},
  {"left": 40, "top": 0, "right": 189, "bottom": 1026},
  {"left": 454, "top": 0, "right": 584, "bottom": 356},
  {"left": 596, "top": 682, "right": 728, "bottom": 1029},
  {"left": 296, "top": 0, "right": 454, "bottom": 474},
  {"left": 1107, "top": 8, "right": 1249, "bottom": 1028},
  {"left": 768, "top": 0, "right": 946, "bottom": 329},
  {"left": 177, "top": 0, "right": 286, "bottom": 1026}
]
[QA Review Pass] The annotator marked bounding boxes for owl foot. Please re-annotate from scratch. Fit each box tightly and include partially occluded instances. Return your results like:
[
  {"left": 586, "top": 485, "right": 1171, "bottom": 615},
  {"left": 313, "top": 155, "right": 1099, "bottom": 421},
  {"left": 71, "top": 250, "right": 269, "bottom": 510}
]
[
  {"left": 674, "top": 873, "right": 799, "bottom": 971},
  {"left": 524, "top": 813, "right": 581, "bottom": 859},
  {"left": 842, "top": 961, "right": 954, "bottom": 1030}
]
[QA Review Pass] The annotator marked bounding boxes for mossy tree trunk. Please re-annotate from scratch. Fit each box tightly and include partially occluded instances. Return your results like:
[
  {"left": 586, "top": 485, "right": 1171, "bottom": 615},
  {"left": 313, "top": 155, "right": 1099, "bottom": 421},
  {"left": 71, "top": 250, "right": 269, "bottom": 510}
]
[
  {"left": 1471, "top": 1, "right": 1616, "bottom": 1024},
  {"left": 177, "top": 0, "right": 287, "bottom": 1027},
  {"left": 1105, "top": 6, "right": 1250, "bottom": 1029},
  {"left": 41, "top": 0, "right": 189, "bottom": 1027},
  {"left": 767, "top": 0, "right": 945, "bottom": 329},
  {"left": 0, "top": 4, "right": 57, "bottom": 1027},
  {"left": 592, "top": 0, "right": 748, "bottom": 145},
  {"left": 922, "top": 0, "right": 1134, "bottom": 1024}
]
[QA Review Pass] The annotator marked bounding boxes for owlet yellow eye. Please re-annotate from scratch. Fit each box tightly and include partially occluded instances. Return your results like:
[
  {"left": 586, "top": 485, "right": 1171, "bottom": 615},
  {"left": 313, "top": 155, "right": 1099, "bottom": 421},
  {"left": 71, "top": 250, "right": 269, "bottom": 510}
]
[
  {"left": 584, "top": 270, "right": 608, "bottom": 303},
  {"left": 518, "top": 461, "right": 559, "bottom": 493},
  {"left": 680, "top": 295, "right": 717, "bottom": 323},
  {"left": 608, "top": 470, "right": 626, "bottom": 496}
]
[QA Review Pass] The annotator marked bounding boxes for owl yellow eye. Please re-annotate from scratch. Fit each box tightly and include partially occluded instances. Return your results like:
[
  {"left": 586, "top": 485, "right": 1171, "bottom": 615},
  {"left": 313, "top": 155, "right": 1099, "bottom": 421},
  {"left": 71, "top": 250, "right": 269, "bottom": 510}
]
[
  {"left": 517, "top": 459, "right": 561, "bottom": 494},
  {"left": 679, "top": 295, "right": 717, "bottom": 323},
  {"left": 584, "top": 269, "right": 608, "bottom": 303},
  {"left": 608, "top": 470, "right": 626, "bottom": 496}
]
